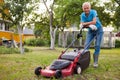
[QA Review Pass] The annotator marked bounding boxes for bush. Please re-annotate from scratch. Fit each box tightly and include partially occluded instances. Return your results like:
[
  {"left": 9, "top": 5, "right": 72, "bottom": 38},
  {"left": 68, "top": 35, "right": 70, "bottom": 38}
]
[
  {"left": 24, "top": 38, "right": 47, "bottom": 46},
  {"left": 0, "top": 46, "right": 20, "bottom": 54},
  {"left": 24, "top": 47, "right": 31, "bottom": 52},
  {"left": 115, "top": 40, "right": 120, "bottom": 48},
  {"left": 35, "top": 38, "right": 46, "bottom": 46},
  {"left": 0, "top": 46, "right": 31, "bottom": 54},
  {"left": 25, "top": 39, "right": 36, "bottom": 46}
]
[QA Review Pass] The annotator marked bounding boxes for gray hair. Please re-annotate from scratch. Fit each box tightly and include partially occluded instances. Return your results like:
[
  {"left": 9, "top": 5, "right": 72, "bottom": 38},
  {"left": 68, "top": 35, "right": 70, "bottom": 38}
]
[{"left": 82, "top": 2, "right": 91, "bottom": 8}]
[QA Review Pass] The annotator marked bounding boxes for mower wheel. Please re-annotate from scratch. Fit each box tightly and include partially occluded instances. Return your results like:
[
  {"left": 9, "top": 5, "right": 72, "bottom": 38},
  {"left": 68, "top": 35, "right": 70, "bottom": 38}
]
[
  {"left": 75, "top": 65, "right": 82, "bottom": 74},
  {"left": 34, "top": 67, "right": 42, "bottom": 76},
  {"left": 55, "top": 70, "right": 62, "bottom": 79}
]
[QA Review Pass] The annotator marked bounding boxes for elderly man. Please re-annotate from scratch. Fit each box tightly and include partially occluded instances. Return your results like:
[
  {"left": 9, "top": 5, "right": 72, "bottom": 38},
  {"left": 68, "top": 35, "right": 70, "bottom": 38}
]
[{"left": 80, "top": 2, "right": 103, "bottom": 68}]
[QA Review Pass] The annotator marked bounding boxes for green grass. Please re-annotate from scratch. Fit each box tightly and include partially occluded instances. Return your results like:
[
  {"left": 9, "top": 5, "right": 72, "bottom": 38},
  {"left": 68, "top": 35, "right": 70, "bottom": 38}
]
[{"left": 0, "top": 47, "right": 120, "bottom": 80}]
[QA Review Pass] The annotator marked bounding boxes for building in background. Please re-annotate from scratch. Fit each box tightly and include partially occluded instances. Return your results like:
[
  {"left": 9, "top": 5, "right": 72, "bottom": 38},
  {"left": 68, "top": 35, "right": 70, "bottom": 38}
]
[
  {"left": 23, "top": 25, "right": 35, "bottom": 40},
  {"left": 0, "top": 0, "right": 23, "bottom": 47}
]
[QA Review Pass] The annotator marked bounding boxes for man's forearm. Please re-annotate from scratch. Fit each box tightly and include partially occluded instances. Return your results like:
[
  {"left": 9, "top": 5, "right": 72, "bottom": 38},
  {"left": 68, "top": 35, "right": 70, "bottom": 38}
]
[
  {"left": 82, "top": 21, "right": 96, "bottom": 26},
  {"left": 81, "top": 17, "right": 96, "bottom": 26},
  {"left": 80, "top": 22, "right": 89, "bottom": 28}
]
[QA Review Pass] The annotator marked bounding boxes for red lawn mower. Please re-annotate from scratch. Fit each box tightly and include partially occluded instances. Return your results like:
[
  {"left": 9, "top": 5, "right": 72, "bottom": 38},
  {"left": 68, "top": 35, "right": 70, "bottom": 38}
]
[{"left": 34, "top": 26, "right": 92, "bottom": 78}]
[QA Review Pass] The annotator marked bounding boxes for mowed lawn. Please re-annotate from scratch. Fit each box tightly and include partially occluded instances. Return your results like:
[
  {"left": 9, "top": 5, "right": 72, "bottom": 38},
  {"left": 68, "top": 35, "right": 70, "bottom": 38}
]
[{"left": 0, "top": 47, "right": 120, "bottom": 80}]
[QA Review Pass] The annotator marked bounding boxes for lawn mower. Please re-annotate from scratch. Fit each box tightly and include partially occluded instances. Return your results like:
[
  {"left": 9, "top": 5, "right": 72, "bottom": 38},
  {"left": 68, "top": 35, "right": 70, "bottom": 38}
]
[{"left": 34, "top": 26, "right": 93, "bottom": 78}]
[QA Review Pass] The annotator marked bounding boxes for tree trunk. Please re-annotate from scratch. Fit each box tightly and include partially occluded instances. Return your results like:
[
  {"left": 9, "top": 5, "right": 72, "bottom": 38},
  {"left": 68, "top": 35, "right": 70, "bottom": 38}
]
[
  {"left": 50, "top": 27, "right": 57, "bottom": 49},
  {"left": 50, "top": 31, "right": 55, "bottom": 49},
  {"left": 62, "top": 31, "right": 68, "bottom": 48},
  {"left": 43, "top": 0, "right": 56, "bottom": 49},
  {"left": 58, "top": 32, "right": 62, "bottom": 46},
  {"left": 49, "top": 15, "right": 57, "bottom": 49},
  {"left": 109, "top": 32, "right": 112, "bottom": 48},
  {"left": 17, "top": 25, "right": 24, "bottom": 54},
  {"left": 49, "top": 11, "right": 54, "bottom": 49}
]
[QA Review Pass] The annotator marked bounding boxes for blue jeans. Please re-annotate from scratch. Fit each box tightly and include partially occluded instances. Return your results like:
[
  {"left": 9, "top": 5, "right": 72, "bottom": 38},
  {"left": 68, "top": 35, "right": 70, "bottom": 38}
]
[{"left": 84, "top": 30, "right": 103, "bottom": 55}]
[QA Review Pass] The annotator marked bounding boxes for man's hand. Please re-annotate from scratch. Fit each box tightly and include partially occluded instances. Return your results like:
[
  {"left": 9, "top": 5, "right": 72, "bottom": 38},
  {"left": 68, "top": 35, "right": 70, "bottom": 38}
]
[
  {"left": 79, "top": 24, "right": 83, "bottom": 28},
  {"left": 80, "top": 23, "right": 89, "bottom": 28},
  {"left": 89, "top": 25, "right": 97, "bottom": 30},
  {"left": 77, "top": 33, "right": 82, "bottom": 39},
  {"left": 82, "top": 23, "right": 88, "bottom": 26}
]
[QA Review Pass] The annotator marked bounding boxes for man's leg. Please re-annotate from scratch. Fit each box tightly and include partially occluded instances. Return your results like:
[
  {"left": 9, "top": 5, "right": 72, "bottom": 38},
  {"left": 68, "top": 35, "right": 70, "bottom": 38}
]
[
  {"left": 84, "top": 31, "right": 94, "bottom": 50},
  {"left": 93, "top": 32, "right": 103, "bottom": 68}
]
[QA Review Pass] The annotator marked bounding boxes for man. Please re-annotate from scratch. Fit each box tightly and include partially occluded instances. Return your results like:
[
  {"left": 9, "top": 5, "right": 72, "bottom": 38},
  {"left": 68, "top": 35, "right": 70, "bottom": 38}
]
[{"left": 80, "top": 2, "right": 103, "bottom": 68}]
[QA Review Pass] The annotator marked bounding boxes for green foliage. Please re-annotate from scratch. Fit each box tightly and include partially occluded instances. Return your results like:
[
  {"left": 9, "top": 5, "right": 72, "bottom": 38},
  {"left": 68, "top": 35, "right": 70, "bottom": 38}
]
[
  {"left": 0, "top": 46, "right": 20, "bottom": 54},
  {"left": 34, "top": 29, "right": 42, "bottom": 38},
  {"left": 62, "top": 1, "right": 83, "bottom": 24},
  {"left": 92, "top": 3, "right": 112, "bottom": 27},
  {"left": 55, "top": 0, "right": 87, "bottom": 30},
  {"left": 35, "top": 38, "right": 47, "bottom": 46},
  {"left": 34, "top": 21, "right": 50, "bottom": 39},
  {"left": 115, "top": 0, "right": 120, "bottom": 5},
  {"left": 103, "top": 0, "right": 120, "bottom": 30},
  {"left": 24, "top": 39, "right": 36, "bottom": 46},
  {"left": 113, "top": 6, "right": 120, "bottom": 29},
  {"left": 24, "top": 38, "right": 49, "bottom": 46},
  {"left": 3, "top": 0, "right": 37, "bottom": 29},
  {"left": 115, "top": 39, "right": 120, "bottom": 48},
  {"left": 24, "top": 47, "right": 31, "bottom": 52},
  {"left": 55, "top": 0, "right": 112, "bottom": 30}
]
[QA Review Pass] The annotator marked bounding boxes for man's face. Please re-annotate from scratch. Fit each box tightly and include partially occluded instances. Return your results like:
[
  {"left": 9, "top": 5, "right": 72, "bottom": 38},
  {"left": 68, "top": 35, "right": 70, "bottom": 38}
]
[{"left": 83, "top": 5, "right": 90, "bottom": 14}]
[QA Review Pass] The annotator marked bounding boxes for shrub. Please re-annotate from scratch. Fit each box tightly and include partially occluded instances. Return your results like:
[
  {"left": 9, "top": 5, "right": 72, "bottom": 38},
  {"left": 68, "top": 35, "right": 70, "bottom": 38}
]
[
  {"left": 24, "top": 38, "right": 47, "bottom": 46},
  {"left": 35, "top": 38, "right": 46, "bottom": 46},
  {"left": 0, "top": 46, "right": 20, "bottom": 54},
  {"left": 115, "top": 40, "right": 120, "bottom": 48},
  {"left": 0, "top": 46, "right": 31, "bottom": 54},
  {"left": 24, "top": 47, "right": 31, "bottom": 52}
]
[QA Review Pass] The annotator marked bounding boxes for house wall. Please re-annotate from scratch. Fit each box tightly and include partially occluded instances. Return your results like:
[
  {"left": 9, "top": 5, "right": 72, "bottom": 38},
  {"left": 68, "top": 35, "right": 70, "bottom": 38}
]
[{"left": 23, "top": 34, "right": 35, "bottom": 40}]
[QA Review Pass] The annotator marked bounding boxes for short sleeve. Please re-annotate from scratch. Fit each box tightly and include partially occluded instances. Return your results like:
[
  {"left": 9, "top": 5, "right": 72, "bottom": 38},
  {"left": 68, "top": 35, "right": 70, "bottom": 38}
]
[
  {"left": 92, "top": 10, "right": 98, "bottom": 18},
  {"left": 80, "top": 13, "right": 85, "bottom": 22}
]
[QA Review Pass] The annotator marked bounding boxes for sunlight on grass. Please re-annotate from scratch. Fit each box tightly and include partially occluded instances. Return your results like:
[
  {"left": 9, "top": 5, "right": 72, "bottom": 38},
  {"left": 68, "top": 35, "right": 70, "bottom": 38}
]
[{"left": 0, "top": 47, "right": 120, "bottom": 80}]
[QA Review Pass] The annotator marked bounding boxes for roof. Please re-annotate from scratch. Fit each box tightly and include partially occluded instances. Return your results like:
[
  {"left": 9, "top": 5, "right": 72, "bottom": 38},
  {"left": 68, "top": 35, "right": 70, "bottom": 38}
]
[{"left": 23, "top": 27, "right": 34, "bottom": 35}]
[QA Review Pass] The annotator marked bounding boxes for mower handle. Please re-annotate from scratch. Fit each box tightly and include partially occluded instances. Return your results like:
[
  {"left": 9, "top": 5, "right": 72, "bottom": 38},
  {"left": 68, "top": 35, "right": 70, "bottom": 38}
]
[{"left": 64, "top": 25, "right": 84, "bottom": 52}]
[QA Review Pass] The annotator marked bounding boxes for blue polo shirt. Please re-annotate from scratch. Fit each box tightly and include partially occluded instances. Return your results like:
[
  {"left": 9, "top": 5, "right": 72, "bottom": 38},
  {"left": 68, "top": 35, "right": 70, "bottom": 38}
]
[{"left": 80, "top": 9, "right": 103, "bottom": 32}]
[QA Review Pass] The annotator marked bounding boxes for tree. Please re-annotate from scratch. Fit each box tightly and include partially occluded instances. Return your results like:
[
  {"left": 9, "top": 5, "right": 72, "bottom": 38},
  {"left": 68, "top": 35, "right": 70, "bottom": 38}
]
[
  {"left": 54, "top": 0, "right": 88, "bottom": 47},
  {"left": 42, "top": 0, "right": 58, "bottom": 49},
  {"left": 113, "top": 0, "right": 120, "bottom": 30},
  {"left": 100, "top": 0, "right": 119, "bottom": 29},
  {"left": 115, "top": 0, "right": 120, "bottom": 5},
  {"left": 114, "top": 6, "right": 120, "bottom": 30},
  {"left": 55, "top": 0, "right": 86, "bottom": 30},
  {"left": 92, "top": 2, "right": 112, "bottom": 27},
  {"left": 3, "top": 0, "right": 35, "bottom": 54},
  {"left": 0, "top": 0, "right": 9, "bottom": 20},
  {"left": 34, "top": 16, "right": 50, "bottom": 40}
]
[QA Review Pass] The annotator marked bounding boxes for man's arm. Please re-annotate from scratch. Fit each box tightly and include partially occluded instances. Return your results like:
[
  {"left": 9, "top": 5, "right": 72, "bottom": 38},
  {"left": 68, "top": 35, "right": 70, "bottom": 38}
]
[{"left": 80, "top": 17, "right": 96, "bottom": 27}]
